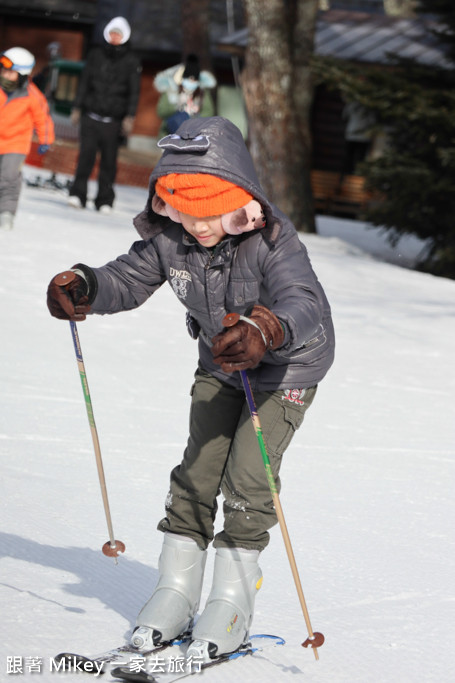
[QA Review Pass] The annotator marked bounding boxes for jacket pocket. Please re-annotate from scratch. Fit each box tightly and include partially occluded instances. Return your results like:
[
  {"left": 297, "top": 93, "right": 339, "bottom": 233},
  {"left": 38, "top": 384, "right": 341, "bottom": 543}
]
[
  {"left": 226, "top": 279, "right": 259, "bottom": 308},
  {"left": 290, "top": 325, "right": 328, "bottom": 359},
  {"left": 267, "top": 401, "right": 303, "bottom": 461},
  {"left": 277, "top": 404, "right": 305, "bottom": 453}
]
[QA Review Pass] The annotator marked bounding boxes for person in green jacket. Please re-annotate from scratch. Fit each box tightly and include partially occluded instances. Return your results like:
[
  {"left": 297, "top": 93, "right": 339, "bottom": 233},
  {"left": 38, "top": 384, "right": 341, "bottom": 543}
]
[{"left": 154, "top": 54, "right": 216, "bottom": 138}]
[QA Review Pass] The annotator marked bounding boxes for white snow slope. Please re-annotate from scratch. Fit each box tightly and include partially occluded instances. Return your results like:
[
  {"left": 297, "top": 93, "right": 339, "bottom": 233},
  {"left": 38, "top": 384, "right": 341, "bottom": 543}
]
[{"left": 1, "top": 170, "right": 454, "bottom": 683}]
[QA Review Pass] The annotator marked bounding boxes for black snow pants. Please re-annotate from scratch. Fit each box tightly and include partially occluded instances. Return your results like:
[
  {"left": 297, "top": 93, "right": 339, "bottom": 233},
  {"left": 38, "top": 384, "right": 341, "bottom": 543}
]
[{"left": 70, "top": 114, "right": 122, "bottom": 209}]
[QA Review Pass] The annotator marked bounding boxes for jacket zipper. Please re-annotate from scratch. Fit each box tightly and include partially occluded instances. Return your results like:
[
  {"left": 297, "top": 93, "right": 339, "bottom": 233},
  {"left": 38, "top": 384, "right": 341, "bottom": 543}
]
[{"left": 205, "top": 248, "right": 218, "bottom": 270}]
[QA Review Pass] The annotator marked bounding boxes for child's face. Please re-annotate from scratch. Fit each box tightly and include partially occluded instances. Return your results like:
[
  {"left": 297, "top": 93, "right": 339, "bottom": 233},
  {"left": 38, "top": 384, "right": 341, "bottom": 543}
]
[{"left": 179, "top": 211, "right": 227, "bottom": 247}]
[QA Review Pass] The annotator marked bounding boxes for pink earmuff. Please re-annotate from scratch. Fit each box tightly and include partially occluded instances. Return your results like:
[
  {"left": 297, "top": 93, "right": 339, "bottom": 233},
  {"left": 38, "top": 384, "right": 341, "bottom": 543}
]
[
  {"left": 221, "top": 200, "right": 265, "bottom": 235},
  {"left": 152, "top": 193, "right": 182, "bottom": 223}
]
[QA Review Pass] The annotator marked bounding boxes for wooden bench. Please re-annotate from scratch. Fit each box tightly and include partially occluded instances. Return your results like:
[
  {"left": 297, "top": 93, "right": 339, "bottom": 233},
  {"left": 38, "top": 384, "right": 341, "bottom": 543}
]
[{"left": 311, "top": 169, "right": 374, "bottom": 217}]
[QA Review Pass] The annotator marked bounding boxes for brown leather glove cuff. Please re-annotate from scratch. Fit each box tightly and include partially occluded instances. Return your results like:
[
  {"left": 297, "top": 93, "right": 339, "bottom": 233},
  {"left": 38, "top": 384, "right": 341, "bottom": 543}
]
[{"left": 248, "top": 304, "right": 285, "bottom": 351}]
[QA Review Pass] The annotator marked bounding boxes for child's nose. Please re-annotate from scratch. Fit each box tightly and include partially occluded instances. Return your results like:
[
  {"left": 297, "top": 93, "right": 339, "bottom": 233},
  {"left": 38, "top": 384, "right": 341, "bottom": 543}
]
[{"left": 194, "top": 220, "right": 209, "bottom": 233}]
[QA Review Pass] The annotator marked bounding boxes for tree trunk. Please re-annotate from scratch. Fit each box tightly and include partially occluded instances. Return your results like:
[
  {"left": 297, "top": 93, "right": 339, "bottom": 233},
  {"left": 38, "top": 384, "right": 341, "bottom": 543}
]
[
  {"left": 242, "top": 0, "right": 318, "bottom": 232},
  {"left": 180, "top": 0, "right": 213, "bottom": 71}
]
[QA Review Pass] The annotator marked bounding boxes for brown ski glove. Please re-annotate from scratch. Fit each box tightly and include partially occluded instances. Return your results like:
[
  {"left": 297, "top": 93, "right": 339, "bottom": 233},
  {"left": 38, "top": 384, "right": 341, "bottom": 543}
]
[
  {"left": 47, "top": 268, "right": 92, "bottom": 321},
  {"left": 211, "top": 305, "right": 285, "bottom": 373}
]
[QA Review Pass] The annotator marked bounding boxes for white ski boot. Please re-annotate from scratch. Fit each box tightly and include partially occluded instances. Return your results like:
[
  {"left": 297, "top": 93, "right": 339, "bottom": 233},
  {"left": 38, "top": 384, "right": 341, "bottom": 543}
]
[
  {"left": 0, "top": 211, "right": 14, "bottom": 230},
  {"left": 131, "top": 533, "right": 207, "bottom": 651},
  {"left": 187, "top": 547, "right": 262, "bottom": 661}
]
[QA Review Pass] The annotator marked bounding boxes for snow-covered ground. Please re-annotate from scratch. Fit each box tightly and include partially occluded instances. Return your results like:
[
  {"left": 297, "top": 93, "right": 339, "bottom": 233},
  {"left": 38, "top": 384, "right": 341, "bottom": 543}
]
[{"left": 1, "top": 169, "right": 454, "bottom": 682}]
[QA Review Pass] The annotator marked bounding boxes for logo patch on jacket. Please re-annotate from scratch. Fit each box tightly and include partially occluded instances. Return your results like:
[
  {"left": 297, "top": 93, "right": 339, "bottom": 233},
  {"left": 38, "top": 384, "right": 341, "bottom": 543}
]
[{"left": 169, "top": 266, "right": 192, "bottom": 299}]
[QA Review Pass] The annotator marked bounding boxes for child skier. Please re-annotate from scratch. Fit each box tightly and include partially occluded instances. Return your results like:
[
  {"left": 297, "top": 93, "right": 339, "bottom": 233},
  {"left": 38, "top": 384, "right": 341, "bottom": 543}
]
[
  {"left": 47, "top": 116, "right": 335, "bottom": 661},
  {"left": 0, "top": 47, "right": 55, "bottom": 230}
]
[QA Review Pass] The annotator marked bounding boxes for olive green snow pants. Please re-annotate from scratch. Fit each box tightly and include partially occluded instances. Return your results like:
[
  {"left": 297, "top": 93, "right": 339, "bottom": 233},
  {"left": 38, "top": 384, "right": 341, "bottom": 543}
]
[{"left": 158, "top": 367, "right": 317, "bottom": 551}]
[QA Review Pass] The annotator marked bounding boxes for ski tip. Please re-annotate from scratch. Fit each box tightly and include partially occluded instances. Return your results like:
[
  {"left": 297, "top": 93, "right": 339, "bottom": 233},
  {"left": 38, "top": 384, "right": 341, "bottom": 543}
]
[
  {"left": 54, "top": 652, "right": 93, "bottom": 665},
  {"left": 251, "top": 633, "right": 286, "bottom": 646},
  {"left": 53, "top": 652, "right": 106, "bottom": 674},
  {"left": 111, "top": 665, "right": 154, "bottom": 682}
]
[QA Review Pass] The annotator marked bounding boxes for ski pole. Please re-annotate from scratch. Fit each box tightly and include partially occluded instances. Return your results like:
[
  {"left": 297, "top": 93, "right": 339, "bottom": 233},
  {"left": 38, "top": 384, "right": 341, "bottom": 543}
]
[
  {"left": 222, "top": 312, "right": 324, "bottom": 660},
  {"left": 54, "top": 272, "right": 125, "bottom": 562}
]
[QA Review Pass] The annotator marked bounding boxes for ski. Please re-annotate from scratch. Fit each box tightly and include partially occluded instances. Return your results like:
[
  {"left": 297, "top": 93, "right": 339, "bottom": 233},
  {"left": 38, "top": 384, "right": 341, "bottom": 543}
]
[
  {"left": 53, "top": 636, "right": 191, "bottom": 675},
  {"left": 111, "top": 634, "right": 285, "bottom": 683},
  {"left": 26, "top": 172, "right": 71, "bottom": 192}
]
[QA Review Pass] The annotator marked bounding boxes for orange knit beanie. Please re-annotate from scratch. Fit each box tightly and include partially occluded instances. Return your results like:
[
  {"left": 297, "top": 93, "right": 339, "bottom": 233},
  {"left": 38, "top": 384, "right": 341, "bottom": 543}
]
[{"left": 155, "top": 173, "right": 253, "bottom": 217}]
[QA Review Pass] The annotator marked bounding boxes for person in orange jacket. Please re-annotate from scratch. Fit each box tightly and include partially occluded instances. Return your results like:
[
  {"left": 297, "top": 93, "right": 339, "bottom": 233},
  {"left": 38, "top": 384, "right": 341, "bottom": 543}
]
[{"left": 0, "top": 47, "right": 55, "bottom": 230}]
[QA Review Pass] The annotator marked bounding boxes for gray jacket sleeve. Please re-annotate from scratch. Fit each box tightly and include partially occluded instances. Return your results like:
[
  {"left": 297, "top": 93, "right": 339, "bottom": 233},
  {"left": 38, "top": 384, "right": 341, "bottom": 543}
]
[
  {"left": 258, "top": 224, "right": 330, "bottom": 354},
  {"left": 89, "top": 240, "right": 166, "bottom": 314}
]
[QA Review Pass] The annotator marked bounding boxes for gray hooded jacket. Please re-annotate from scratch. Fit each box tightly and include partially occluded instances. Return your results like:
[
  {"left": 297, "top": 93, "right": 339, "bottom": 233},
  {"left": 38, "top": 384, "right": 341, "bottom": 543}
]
[{"left": 88, "top": 116, "right": 335, "bottom": 391}]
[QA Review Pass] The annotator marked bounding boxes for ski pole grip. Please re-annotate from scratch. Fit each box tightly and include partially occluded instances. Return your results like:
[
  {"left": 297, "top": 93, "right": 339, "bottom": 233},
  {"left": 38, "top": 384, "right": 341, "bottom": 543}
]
[
  {"left": 223, "top": 312, "right": 241, "bottom": 327},
  {"left": 222, "top": 311, "right": 268, "bottom": 347},
  {"left": 54, "top": 270, "right": 77, "bottom": 288}
]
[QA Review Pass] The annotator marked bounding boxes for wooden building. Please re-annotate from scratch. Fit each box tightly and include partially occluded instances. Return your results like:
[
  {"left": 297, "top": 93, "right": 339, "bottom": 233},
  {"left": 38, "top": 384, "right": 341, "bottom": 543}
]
[
  {"left": 0, "top": 1, "right": 447, "bottom": 215},
  {"left": 217, "top": 8, "right": 448, "bottom": 215}
]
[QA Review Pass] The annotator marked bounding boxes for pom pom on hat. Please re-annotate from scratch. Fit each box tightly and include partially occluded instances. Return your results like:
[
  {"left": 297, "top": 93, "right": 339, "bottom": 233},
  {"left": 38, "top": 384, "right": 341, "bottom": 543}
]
[{"left": 153, "top": 173, "right": 266, "bottom": 235}]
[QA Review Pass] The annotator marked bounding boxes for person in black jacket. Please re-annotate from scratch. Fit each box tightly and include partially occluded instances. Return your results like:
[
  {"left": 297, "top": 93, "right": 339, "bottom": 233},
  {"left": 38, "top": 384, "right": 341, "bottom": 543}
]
[{"left": 68, "top": 17, "right": 141, "bottom": 214}]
